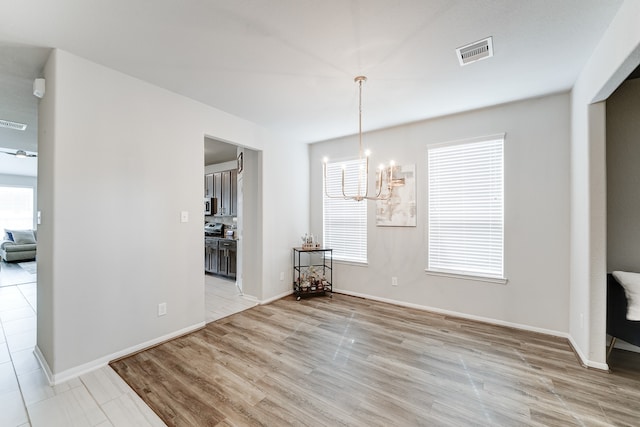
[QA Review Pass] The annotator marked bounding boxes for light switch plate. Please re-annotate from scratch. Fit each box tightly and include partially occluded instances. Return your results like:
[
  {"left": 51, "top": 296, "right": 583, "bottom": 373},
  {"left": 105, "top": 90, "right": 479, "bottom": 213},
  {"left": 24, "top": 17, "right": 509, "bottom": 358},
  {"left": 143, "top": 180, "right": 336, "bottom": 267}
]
[{"left": 180, "top": 211, "right": 189, "bottom": 223}]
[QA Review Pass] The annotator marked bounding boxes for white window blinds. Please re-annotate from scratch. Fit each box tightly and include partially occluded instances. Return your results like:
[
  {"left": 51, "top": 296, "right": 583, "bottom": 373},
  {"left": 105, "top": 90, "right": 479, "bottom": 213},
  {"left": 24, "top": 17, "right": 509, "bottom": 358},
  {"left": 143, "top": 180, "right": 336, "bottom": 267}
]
[
  {"left": 323, "top": 159, "right": 367, "bottom": 263},
  {"left": 427, "top": 136, "right": 504, "bottom": 279}
]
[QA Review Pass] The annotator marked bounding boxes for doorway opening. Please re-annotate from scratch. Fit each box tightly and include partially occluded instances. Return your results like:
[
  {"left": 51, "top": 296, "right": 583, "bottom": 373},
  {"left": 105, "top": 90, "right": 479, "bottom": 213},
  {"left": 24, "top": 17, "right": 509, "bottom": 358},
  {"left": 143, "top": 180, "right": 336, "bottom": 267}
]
[
  {"left": 0, "top": 184, "right": 37, "bottom": 287},
  {"left": 204, "top": 137, "right": 259, "bottom": 322},
  {"left": 605, "top": 64, "right": 640, "bottom": 364}
]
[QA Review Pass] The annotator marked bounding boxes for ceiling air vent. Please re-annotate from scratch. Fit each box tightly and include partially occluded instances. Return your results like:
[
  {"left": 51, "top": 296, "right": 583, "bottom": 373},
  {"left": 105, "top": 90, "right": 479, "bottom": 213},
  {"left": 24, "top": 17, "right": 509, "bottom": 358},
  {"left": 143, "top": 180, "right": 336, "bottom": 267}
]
[
  {"left": 0, "top": 119, "right": 27, "bottom": 131},
  {"left": 456, "top": 36, "right": 493, "bottom": 66}
]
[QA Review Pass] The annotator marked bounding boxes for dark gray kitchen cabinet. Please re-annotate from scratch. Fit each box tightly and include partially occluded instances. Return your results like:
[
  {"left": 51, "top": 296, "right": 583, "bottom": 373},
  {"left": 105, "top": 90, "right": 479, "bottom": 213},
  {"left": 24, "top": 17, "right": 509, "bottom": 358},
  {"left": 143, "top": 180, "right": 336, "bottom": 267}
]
[
  {"left": 205, "top": 169, "right": 237, "bottom": 217},
  {"left": 205, "top": 238, "right": 236, "bottom": 279},
  {"left": 204, "top": 238, "right": 219, "bottom": 274},
  {"left": 218, "top": 239, "right": 237, "bottom": 279},
  {"left": 204, "top": 173, "right": 214, "bottom": 198}
]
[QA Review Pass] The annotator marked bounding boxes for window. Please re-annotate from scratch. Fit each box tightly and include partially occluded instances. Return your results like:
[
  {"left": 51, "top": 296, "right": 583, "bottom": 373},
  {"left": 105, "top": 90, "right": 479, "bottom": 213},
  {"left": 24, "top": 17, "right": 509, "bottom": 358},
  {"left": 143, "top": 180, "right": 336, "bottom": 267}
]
[
  {"left": 323, "top": 159, "right": 367, "bottom": 263},
  {"left": 0, "top": 186, "right": 34, "bottom": 233},
  {"left": 427, "top": 135, "right": 504, "bottom": 280}
]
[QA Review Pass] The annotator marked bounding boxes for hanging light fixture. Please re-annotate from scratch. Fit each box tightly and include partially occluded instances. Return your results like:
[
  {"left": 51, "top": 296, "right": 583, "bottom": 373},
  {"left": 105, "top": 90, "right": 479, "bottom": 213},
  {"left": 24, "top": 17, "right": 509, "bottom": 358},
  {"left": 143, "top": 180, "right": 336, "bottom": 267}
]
[{"left": 323, "top": 76, "right": 401, "bottom": 202}]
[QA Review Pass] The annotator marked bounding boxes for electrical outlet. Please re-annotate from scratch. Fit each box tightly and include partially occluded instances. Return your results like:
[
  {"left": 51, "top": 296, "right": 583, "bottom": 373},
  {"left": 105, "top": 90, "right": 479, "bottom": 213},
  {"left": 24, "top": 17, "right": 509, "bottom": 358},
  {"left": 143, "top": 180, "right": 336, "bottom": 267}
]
[
  {"left": 180, "top": 211, "right": 189, "bottom": 223},
  {"left": 392, "top": 277, "right": 398, "bottom": 286},
  {"left": 158, "top": 303, "right": 167, "bottom": 317},
  {"left": 280, "top": 271, "right": 285, "bottom": 281}
]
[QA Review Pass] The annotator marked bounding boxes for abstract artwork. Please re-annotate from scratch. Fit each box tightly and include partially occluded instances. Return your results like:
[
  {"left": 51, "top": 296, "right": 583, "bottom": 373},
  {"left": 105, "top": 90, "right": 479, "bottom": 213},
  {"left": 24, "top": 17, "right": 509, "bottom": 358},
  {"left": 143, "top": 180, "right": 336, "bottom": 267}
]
[{"left": 376, "top": 164, "right": 416, "bottom": 227}]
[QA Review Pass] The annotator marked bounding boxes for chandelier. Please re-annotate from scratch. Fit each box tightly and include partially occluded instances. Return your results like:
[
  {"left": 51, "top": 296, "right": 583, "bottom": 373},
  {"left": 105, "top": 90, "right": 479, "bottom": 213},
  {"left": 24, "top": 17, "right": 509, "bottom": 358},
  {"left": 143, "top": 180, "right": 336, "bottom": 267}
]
[{"left": 323, "top": 76, "right": 402, "bottom": 202}]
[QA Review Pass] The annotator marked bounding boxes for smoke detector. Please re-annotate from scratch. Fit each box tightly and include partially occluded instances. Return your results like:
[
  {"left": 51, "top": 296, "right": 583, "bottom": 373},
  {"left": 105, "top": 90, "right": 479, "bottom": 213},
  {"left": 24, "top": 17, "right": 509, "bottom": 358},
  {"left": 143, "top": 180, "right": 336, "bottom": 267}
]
[
  {"left": 0, "top": 119, "right": 27, "bottom": 131},
  {"left": 456, "top": 36, "right": 493, "bottom": 66}
]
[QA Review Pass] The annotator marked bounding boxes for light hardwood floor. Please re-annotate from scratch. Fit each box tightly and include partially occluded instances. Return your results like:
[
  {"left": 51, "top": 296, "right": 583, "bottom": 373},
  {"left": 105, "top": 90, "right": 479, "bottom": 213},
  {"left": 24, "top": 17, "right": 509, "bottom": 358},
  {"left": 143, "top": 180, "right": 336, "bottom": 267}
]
[
  {"left": 113, "top": 294, "right": 640, "bottom": 427},
  {"left": 0, "top": 269, "right": 254, "bottom": 426}
]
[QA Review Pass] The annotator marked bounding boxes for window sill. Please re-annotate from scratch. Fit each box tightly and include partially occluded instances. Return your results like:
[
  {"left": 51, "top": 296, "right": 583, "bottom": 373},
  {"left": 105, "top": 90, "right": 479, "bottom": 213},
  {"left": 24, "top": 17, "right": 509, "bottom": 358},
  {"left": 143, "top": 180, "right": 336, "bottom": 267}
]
[
  {"left": 425, "top": 269, "right": 508, "bottom": 285},
  {"left": 334, "top": 259, "right": 368, "bottom": 268}
]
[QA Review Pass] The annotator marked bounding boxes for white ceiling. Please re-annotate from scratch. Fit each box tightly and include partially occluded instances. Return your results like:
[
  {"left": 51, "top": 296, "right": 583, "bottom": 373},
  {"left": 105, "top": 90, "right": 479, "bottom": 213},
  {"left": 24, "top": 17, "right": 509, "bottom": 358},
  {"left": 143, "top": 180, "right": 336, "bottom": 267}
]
[
  {"left": 0, "top": 0, "right": 625, "bottom": 153},
  {"left": 204, "top": 138, "right": 238, "bottom": 165},
  {"left": 0, "top": 42, "right": 49, "bottom": 176},
  {"left": 0, "top": 150, "right": 37, "bottom": 177}
]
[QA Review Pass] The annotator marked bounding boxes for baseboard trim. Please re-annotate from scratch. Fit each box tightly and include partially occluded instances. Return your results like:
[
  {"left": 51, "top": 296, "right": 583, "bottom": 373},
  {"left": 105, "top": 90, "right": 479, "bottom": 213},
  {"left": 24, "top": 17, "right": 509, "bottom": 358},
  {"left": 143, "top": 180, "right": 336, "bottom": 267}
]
[
  {"left": 33, "top": 345, "right": 54, "bottom": 385},
  {"left": 240, "top": 294, "right": 260, "bottom": 304},
  {"left": 36, "top": 321, "right": 206, "bottom": 386},
  {"left": 261, "top": 289, "right": 293, "bottom": 305},
  {"left": 333, "top": 288, "right": 568, "bottom": 338}
]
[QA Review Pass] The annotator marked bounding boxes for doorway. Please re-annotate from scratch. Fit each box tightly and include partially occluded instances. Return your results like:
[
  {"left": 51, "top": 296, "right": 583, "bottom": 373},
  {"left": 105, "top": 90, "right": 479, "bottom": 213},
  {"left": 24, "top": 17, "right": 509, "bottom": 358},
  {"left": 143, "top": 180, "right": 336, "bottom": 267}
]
[
  {"left": 204, "top": 137, "right": 257, "bottom": 322},
  {"left": 605, "top": 70, "right": 640, "bottom": 359}
]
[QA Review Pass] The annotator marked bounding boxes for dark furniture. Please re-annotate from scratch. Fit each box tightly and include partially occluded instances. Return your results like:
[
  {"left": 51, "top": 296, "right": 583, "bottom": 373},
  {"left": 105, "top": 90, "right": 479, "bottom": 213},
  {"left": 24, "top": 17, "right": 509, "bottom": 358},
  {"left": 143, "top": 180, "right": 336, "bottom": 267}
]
[
  {"left": 607, "top": 273, "right": 640, "bottom": 359},
  {"left": 205, "top": 237, "right": 236, "bottom": 279},
  {"left": 293, "top": 247, "right": 332, "bottom": 300}
]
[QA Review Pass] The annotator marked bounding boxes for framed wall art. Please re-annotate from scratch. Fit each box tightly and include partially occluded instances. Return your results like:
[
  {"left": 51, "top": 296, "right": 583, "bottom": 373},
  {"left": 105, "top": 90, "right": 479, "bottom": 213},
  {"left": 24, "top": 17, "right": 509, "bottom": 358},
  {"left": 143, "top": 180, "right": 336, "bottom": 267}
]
[
  {"left": 237, "top": 152, "right": 243, "bottom": 173},
  {"left": 376, "top": 164, "right": 416, "bottom": 227}
]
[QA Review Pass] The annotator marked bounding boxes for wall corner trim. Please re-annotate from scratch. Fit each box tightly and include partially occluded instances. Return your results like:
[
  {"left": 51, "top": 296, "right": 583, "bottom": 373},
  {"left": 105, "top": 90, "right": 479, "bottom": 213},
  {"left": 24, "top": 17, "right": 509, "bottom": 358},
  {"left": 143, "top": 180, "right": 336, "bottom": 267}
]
[
  {"left": 33, "top": 345, "right": 54, "bottom": 386},
  {"left": 567, "top": 334, "right": 610, "bottom": 372}
]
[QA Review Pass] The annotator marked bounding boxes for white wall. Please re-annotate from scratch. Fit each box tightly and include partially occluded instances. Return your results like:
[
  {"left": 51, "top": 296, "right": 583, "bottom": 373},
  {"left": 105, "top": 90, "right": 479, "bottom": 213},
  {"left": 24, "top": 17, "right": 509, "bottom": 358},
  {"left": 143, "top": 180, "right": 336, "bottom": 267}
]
[
  {"left": 570, "top": 0, "right": 640, "bottom": 369},
  {"left": 37, "top": 49, "right": 308, "bottom": 382},
  {"left": 236, "top": 148, "right": 262, "bottom": 299},
  {"left": 310, "top": 92, "right": 571, "bottom": 334},
  {"left": 260, "top": 138, "right": 309, "bottom": 301}
]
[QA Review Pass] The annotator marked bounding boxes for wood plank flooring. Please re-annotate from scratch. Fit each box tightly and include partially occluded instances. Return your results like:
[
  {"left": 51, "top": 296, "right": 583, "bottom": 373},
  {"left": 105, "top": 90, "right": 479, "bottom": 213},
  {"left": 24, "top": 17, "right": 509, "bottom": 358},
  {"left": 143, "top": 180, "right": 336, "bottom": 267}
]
[{"left": 111, "top": 294, "right": 640, "bottom": 427}]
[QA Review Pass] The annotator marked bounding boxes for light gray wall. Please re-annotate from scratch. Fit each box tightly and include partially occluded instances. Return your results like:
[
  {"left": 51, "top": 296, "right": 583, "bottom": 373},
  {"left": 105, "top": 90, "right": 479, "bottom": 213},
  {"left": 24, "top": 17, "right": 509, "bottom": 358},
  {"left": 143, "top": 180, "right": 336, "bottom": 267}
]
[
  {"left": 37, "top": 49, "right": 309, "bottom": 382},
  {"left": 310, "top": 92, "right": 571, "bottom": 334},
  {"left": 607, "top": 78, "right": 640, "bottom": 272}
]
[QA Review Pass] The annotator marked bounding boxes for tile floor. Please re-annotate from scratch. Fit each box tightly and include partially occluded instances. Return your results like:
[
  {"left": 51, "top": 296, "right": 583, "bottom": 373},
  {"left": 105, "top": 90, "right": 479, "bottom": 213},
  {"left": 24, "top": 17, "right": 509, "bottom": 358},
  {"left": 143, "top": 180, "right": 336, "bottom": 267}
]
[
  {"left": 0, "top": 261, "right": 36, "bottom": 288},
  {"left": 205, "top": 273, "right": 258, "bottom": 323},
  {"left": 0, "top": 268, "right": 256, "bottom": 426}
]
